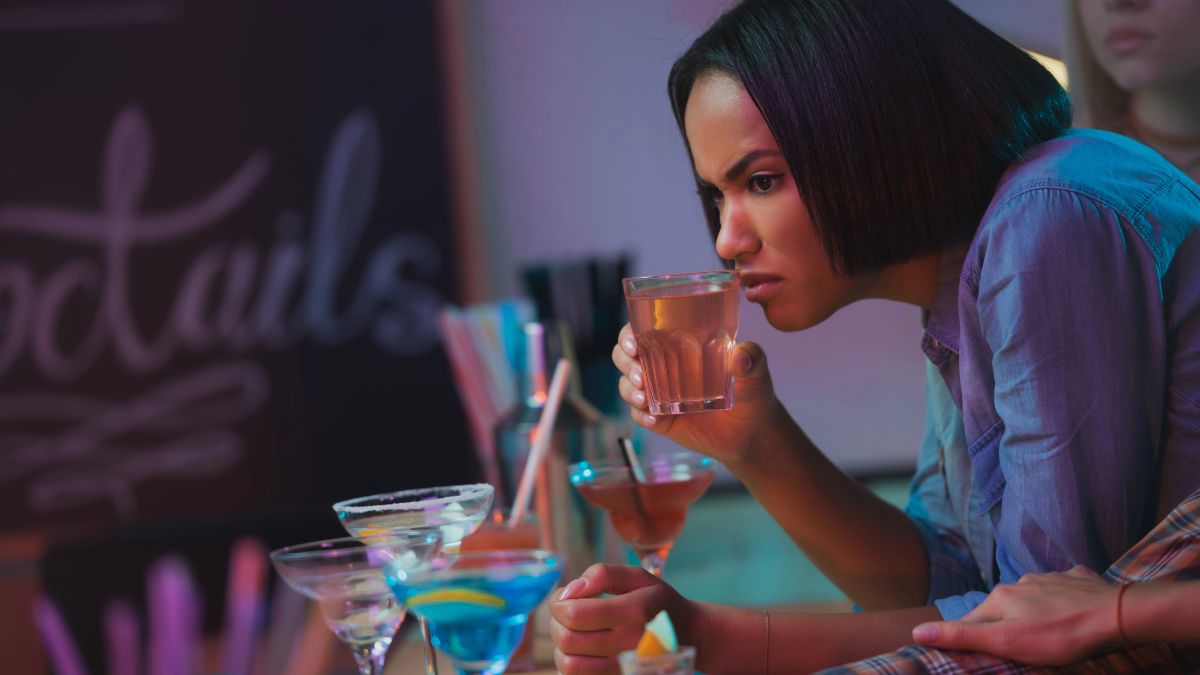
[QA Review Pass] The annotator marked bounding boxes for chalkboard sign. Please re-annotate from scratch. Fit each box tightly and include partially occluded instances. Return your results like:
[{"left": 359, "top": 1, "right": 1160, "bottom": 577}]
[{"left": 0, "top": 0, "right": 475, "bottom": 531}]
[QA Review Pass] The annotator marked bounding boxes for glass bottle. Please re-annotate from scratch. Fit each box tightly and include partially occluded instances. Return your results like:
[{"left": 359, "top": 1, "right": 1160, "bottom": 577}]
[{"left": 494, "top": 321, "right": 610, "bottom": 580}]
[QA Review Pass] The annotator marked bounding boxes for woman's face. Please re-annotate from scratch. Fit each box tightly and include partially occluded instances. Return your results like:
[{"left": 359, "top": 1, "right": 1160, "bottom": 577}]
[
  {"left": 683, "top": 71, "right": 870, "bottom": 331},
  {"left": 1078, "top": 0, "right": 1200, "bottom": 91}
]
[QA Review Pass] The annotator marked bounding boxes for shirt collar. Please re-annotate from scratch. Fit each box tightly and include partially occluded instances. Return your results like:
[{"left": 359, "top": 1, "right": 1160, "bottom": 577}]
[{"left": 922, "top": 244, "right": 967, "bottom": 364}]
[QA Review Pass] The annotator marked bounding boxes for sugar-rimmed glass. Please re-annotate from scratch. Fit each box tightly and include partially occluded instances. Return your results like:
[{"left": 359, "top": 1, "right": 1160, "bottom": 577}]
[
  {"left": 333, "top": 484, "right": 494, "bottom": 553},
  {"left": 333, "top": 484, "right": 495, "bottom": 674}
]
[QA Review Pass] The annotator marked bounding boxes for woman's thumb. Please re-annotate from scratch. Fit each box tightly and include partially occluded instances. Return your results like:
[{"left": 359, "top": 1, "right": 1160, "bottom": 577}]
[{"left": 732, "top": 342, "right": 769, "bottom": 379}]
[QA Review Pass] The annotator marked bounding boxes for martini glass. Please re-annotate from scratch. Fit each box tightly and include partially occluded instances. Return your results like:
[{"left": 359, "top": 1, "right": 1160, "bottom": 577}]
[
  {"left": 269, "top": 532, "right": 441, "bottom": 675},
  {"left": 333, "top": 484, "right": 495, "bottom": 674},
  {"left": 569, "top": 452, "right": 714, "bottom": 576},
  {"left": 390, "top": 550, "right": 562, "bottom": 675}
]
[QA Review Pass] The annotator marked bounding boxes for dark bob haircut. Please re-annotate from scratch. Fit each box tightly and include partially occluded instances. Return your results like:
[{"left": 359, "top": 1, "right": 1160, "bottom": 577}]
[{"left": 669, "top": 0, "right": 1072, "bottom": 275}]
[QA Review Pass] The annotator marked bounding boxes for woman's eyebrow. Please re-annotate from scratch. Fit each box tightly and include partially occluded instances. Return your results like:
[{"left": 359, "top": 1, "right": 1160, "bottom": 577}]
[
  {"left": 723, "top": 149, "right": 781, "bottom": 182},
  {"left": 695, "top": 149, "right": 781, "bottom": 188}
]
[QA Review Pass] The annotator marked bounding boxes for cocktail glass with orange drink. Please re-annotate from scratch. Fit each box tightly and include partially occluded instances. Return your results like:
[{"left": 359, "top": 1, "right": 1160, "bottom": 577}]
[{"left": 569, "top": 452, "right": 714, "bottom": 576}]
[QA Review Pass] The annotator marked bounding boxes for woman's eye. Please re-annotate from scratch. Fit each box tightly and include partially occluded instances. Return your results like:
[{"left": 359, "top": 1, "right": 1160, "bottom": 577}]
[{"left": 750, "top": 174, "right": 781, "bottom": 193}]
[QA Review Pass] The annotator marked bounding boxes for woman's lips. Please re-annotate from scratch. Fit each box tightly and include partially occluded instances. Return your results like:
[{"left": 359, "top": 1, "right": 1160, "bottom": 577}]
[
  {"left": 1105, "top": 27, "right": 1153, "bottom": 55},
  {"left": 740, "top": 273, "right": 782, "bottom": 302}
]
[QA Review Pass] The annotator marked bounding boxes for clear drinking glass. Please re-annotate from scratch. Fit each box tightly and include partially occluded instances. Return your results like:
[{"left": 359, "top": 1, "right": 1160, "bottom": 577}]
[
  {"left": 269, "top": 532, "right": 441, "bottom": 675},
  {"left": 622, "top": 270, "right": 740, "bottom": 415},
  {"left": 569, "top": 452, "right": 714, "bottom": 576},
  {"left": 618, "top": 646, "right": 697, "bottom": 675},
  {"left": 389, "top": 550, "right": 563, "bottom": 675},
  {"left": 333, "top": 484, "right": 495, "bottom": 675}
]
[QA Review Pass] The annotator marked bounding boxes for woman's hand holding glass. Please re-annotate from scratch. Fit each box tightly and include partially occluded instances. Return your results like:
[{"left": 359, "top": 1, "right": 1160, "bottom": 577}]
[
  {"left": 613, "top": 323, "right": 782, "bottom": 466},
  {"left": 549, "top": 563, "right": 697, "bottom": 675}
]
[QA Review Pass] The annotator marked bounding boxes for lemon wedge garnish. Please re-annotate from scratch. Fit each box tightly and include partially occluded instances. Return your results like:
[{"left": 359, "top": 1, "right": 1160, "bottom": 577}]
[
  {"left": 635, "top": 630, "right": 669, "bottom": 657},
  {"left": 634, "top": 610, "right": 677, "bottom": 657},
  {"left": 407, "top": 588, "right": 506, "bottom": 609},
  {"left": 354, "top": 526, "right": 390, "bottom": 540}
]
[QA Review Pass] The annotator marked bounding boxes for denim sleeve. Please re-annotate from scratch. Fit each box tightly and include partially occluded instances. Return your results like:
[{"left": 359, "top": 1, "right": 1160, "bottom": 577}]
[
  {"left": 905, "top": 361, "right": 988, "bottom": 614},
  {"left": 974, "top": 187, "right": 1164, "bottom": 581}
]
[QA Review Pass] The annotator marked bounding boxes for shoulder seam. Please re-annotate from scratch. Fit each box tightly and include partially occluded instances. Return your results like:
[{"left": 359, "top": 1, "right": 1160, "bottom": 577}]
[
  {"left": 991, "top": 179, "right": 1175, "bottom": 271},
  {"left": 995, "top": 180, "right": 1168, "bottom": 222}
]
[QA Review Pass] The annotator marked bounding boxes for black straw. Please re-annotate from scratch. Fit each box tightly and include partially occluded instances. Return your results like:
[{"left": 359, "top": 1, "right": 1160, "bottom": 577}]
[
  {"left": 618, "top": 437, "right": 646, "bottom": 483},
  {"left": 617, "top": 437, "right": 649, "bottom": 517}
]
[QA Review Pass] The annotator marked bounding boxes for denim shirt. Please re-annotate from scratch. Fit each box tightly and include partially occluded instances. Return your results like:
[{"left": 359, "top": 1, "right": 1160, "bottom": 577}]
[{"left": 906, "top": 129, "right": 1200, "bottom": 619}]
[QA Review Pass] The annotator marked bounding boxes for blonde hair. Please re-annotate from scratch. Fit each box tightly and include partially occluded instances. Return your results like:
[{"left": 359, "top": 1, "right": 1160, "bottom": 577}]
[{"left": 1064, "top": 0, "right": 1130, "bottom": 130}]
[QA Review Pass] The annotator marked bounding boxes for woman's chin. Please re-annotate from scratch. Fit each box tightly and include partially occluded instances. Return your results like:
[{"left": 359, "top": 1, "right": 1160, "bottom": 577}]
[{"left": 760, "top": 303, "right": 826, "bottom": 332}]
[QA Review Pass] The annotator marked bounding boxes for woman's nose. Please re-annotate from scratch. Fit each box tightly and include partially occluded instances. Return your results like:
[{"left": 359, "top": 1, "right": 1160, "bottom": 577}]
[{"left": 714, "top": 201, "right": 760, "bottom": 261}]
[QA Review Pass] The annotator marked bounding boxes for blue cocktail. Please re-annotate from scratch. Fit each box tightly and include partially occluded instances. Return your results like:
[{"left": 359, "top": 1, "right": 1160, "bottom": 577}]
[{"left": 390, "top": 550, "right": 562, "bottom": 675}]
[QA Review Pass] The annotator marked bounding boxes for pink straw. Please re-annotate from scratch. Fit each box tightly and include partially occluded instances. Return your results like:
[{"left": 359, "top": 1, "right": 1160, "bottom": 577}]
[
  {"left": 508, "top": 358, "right": 571, "bottom": 528},
  {"left": 104, "top": 599, "right": 140, "bottom": 675},
  {"left": 32, "top": 596, "right": 87, "bottom": 675},
  {"left": 438, "top": 310, "right": 505, "bottom": 496},
  {"left": 147, "top": 555, "right": 198, "bottom": 675},
  {"left": 220, "top": 538, "right": 266, "bottom": 675}
]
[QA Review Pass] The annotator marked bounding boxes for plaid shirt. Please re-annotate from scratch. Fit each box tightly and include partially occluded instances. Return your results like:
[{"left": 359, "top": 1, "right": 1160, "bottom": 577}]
[{"left": 817, "top": 487, "right": 1200, "bottom": 674}]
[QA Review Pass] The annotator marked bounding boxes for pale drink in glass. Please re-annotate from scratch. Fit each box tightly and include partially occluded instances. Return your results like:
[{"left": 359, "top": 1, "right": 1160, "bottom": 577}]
[{"left": 623, "top": 270, "right": 739, "bottom": 415}]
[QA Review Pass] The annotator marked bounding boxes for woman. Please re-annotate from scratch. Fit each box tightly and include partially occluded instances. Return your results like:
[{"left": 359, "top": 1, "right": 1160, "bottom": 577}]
[
  {"left": 549, "top": 0, "right": 1200, "bottom": 672},
  {"left": 1067, "top": 0, "right": 1200, "bottom": 180}
]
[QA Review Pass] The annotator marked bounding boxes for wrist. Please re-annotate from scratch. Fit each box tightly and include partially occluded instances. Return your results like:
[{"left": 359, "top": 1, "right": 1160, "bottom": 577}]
[
  {"left": 1114, "top": 582, "right": 1133, "bottom": 649},
  {"left": 728, "top": 397, "right": 792, "bottom": 470},
  {"left": 682, "top": 600, "right": 715, "bottom": 671},
  {"left": 1086, "top": 583, "right": 1126, "bottom": 653},
  {"left": 1117, "top": 579, "right": 1195, "bottom": 646},
  {"left": 686, "top": 601, "right": 771, "bottom": 674}
]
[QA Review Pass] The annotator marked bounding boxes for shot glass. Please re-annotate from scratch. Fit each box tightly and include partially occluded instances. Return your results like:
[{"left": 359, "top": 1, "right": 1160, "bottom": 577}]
[
  {"left": 622, "top": 270, "right": 740, "bottom": 415},
  {"left": 618, "top": 646, "right": 697, "bottom": 675}
]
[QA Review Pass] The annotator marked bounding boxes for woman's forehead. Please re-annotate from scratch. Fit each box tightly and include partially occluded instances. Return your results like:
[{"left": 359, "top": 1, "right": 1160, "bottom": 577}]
[{"left": 684, "top": 72, "right": 779, "bottom": 172}]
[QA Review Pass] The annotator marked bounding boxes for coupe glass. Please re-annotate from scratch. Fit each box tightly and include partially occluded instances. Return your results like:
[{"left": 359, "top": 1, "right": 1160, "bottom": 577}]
[
  {"left": 569, "top": 452, "right": 714, "bottom": 576},
  {"left": 333, "top": 484, "right": 495, "bottom": 674},
  {"left": 269, "top": 532, "right": 441, "bottom": 675},
  {"left": 390, "top": 550, "right": 562, "bottom": 675}
]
